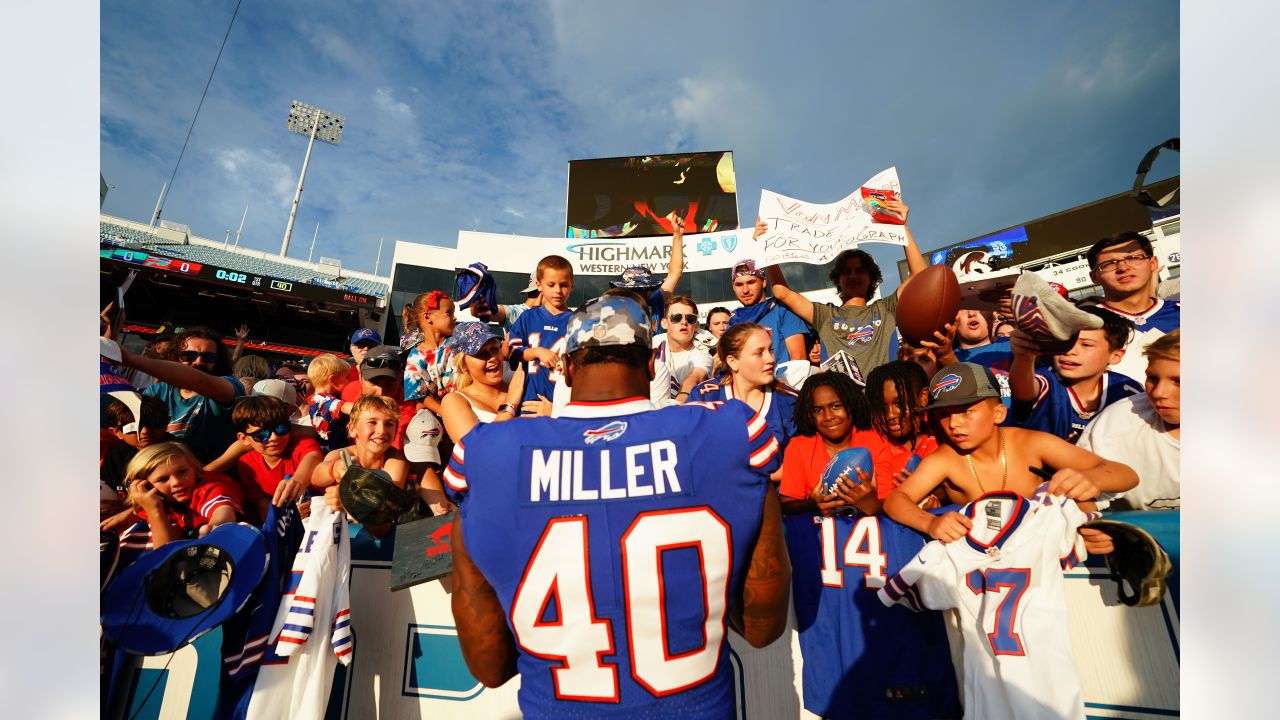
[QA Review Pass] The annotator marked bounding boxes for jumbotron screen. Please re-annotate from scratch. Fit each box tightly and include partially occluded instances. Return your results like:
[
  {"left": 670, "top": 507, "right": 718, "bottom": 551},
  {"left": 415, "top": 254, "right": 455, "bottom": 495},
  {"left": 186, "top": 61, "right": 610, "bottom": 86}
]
[{"left": 566, "top": 151, "right": 739, "bottom": 239}]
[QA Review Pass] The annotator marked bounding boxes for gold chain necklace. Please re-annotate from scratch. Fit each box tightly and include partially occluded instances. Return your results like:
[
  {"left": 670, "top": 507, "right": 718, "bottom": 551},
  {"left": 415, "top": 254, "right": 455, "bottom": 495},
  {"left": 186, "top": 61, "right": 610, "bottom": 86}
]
[{"left": 966, "top": 427, "right": 1007, "bottom": 494}]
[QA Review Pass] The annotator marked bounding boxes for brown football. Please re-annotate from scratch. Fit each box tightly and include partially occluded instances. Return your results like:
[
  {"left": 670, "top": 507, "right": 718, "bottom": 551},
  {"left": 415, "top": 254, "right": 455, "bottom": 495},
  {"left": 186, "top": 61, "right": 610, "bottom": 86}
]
[{"left": 897, "top": 265, "right": 962, "bottom": 346}]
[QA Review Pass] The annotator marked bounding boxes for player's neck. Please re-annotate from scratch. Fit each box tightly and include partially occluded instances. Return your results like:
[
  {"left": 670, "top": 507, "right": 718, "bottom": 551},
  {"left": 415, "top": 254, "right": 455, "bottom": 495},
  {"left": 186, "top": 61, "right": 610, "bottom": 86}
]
[
  {"left": 1104, "top": 291, "right": 1156, "bottom": 315},
  {"left": 568, "top": 364, "right": 650, "bottom": 402}
]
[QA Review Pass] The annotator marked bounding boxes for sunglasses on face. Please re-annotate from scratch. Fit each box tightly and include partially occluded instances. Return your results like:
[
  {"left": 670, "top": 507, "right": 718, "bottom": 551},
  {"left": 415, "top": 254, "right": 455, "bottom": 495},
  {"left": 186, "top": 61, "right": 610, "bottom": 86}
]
[
  {"left": 668, "top": 313, "right": 698, "bottom": 325},
  {"left": 121, "top": 416, "right": 168, "bottom": 434},
  {"left": 247, "top": 422, "right": 292, "bottom": 443},
  {"left": 362, "top": 355, "right": 403, "bottom": 371},
  {"left": 179, "top": 351, "right": 218, "bottom": 364}
]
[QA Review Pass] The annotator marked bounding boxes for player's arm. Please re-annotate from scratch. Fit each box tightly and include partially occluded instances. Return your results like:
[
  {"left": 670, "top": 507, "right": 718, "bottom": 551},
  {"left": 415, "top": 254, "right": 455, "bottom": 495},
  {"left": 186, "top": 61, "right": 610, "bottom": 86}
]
[
  {"left": 881, "top": 198, "right": 928, "bottom": 299},
  {"left": 659, "top": 214, "right": 686, "bottom": 293},
  {"left": 1030, "top": 430, "right": 1139, "bottom": 501},
  {"left": 119, "top": 344, "right": 239, "bottom": 403},
  {"left": 730, "top": 490, "right": 791, "bottom": 648},
  {"left": 883, "top": 453, "right": 972, "bottom": 542},
  {"left": 450, "top": 514, "right": 519, "bottom": 687}
]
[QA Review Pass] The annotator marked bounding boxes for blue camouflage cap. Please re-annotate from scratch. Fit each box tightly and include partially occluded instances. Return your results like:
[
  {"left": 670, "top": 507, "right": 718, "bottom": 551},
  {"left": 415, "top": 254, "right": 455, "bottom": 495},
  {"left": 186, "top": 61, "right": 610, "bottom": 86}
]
[
  {"left": 610, "top": 266, "right": 664, "bottom": 289},
  {"left": 565, "top": 295, "right": 652, "bottom": 354}
]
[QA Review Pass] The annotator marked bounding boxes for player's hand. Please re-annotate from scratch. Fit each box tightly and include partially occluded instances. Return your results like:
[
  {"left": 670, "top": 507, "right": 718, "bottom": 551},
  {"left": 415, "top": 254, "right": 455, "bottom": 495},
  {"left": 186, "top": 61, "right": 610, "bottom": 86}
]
[
  {"left": 928, "top": 511, "right": 972, "bottom": 543},
  {"left": 1077, "top": 527, "right": 1114, "bottom": 555},
  {"left": 753, "top": 217, "right": 768, "bottom": 241},
  {"left": 1008, "top": 329, "right": 1042, "bottom": 358},
  {"left": 234, "top": 324, "right": 250, "bottom": 342},
  {"left": 521, "top": 394, "right": 553, "bottom": 417},
  {"left": 1047, "top": 468, "right": 1100, "bottom": 501},
  {"left": 881, "top": 196, "right": 909, "bottom": 223}
]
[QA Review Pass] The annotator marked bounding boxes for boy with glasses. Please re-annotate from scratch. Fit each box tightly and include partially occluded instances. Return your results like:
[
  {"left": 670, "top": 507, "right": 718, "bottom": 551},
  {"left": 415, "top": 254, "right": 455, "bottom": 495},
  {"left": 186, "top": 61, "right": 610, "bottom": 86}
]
[
  {"left": 232, "top": 395, "right": 322, "bottom": 522},
  {"left": 1086, "top": 232, "right": 1181, "bottom": 383},
  {"left": 655, "top": 294, "right": 714, "bottom": 402}
]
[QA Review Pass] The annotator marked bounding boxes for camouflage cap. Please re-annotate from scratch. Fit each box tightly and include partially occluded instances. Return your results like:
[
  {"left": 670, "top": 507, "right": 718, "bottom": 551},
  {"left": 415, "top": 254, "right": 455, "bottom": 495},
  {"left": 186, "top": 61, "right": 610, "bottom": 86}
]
[
  {"left": 610, "top": 266, "right": 664, "bottom": 289},
  {"left": 565, "top": 295, "right": 652, "bottom": 355}
]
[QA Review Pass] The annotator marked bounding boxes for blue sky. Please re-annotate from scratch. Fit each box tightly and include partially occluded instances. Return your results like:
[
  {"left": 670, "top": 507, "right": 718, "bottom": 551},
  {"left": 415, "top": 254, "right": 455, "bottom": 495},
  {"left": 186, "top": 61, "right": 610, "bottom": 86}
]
[{"left": 100, "top": 0, "right": 1179, "bottom": 287}]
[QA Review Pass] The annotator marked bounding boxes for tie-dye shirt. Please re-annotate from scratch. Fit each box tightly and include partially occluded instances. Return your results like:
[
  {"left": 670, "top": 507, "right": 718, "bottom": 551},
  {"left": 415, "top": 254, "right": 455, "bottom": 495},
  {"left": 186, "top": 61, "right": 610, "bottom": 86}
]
[{"left": 404, "top": 337, "right": 458, "bottom": 403}]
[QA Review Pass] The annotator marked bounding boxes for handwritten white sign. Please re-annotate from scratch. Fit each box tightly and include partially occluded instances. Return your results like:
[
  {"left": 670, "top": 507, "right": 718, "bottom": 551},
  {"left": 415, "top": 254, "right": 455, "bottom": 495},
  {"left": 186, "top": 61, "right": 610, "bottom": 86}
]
[{"left": 755, "top": 167, "right": 908, "bottom": 266}]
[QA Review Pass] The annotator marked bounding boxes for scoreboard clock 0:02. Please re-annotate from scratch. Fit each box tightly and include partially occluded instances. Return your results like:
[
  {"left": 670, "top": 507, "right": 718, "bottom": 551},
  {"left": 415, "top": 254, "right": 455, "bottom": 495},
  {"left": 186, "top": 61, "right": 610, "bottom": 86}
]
[{"left": 213, "top": 268, "right": 250, "bottom": 285}]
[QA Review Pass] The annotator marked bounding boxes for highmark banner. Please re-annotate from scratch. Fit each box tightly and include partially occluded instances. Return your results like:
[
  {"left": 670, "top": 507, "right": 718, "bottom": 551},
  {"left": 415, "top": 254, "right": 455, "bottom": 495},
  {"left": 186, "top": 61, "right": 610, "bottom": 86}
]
[
  {"left": 755, "top": 167, "right": 910, "bottom": 267},
  {"left": 456, "top": 226, "right": 755, "bottom": 277}
]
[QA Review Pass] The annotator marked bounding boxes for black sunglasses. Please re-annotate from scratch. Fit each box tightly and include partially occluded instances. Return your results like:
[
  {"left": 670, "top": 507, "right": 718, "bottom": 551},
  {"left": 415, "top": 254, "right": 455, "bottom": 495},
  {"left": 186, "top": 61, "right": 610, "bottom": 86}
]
[
  {"left": 362, "top": 355, "right": 403, "bottom": 371},
  {"left": 668, "top": 313, "right": 698, "bottom": 325},
  {"left": 247, "top": 422, "right": 292, "bottom": 443},
  {"left": 179, "top": 351, "right": 219, "bottom": 364}
]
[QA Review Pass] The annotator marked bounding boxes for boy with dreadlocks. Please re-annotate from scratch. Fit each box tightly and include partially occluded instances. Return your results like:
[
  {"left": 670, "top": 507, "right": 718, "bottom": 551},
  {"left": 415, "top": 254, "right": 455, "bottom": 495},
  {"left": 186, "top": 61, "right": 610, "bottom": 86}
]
[{"left": 863, "top": 360, "right": 940, "bottom": 501}]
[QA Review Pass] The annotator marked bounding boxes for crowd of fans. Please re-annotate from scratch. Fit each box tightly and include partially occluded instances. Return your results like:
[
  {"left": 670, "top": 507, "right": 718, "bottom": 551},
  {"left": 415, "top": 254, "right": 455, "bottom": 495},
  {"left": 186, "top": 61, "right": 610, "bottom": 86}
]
[{"left": 98, "top": 201, "right": 1180, "bottom": 712}]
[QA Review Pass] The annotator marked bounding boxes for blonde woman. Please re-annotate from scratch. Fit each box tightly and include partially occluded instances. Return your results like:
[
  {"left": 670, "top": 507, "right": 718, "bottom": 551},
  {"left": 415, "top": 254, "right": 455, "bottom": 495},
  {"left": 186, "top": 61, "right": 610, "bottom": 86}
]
[{"left": 439, "top": 321, "right": 528, "bottom": 443}]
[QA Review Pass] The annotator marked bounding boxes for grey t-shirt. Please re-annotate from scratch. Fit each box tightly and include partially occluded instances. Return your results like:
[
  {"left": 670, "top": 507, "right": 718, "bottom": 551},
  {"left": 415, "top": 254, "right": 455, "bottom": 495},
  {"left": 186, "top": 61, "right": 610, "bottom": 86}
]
[{"left": 812, "top": 293, "right": 899, "bottom": 378}]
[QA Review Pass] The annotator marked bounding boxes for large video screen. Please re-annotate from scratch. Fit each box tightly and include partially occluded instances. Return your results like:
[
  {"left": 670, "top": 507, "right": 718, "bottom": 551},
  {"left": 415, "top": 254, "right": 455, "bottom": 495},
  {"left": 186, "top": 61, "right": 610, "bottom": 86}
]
[{"left": 566, "top": 151, "right": 739, "bottom": 239}]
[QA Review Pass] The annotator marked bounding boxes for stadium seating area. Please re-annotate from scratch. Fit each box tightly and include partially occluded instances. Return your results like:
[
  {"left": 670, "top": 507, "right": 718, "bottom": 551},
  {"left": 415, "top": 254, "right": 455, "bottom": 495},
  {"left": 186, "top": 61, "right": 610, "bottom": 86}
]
[{"left": 101, "top": 221, "right": 388, "bottom": 297}]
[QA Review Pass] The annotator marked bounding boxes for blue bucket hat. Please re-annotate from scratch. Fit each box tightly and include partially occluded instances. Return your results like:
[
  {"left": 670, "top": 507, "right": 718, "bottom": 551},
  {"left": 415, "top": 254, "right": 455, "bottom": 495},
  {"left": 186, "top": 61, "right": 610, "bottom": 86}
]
[
  {"left": 454, "top": 262, "right": 497, "bottom": 311},
  {"left": 101, "top": 523, "right": 268, "bottom": 655},
  {"left": 565, "top": 295, "right": 652, "bottom": 355}
]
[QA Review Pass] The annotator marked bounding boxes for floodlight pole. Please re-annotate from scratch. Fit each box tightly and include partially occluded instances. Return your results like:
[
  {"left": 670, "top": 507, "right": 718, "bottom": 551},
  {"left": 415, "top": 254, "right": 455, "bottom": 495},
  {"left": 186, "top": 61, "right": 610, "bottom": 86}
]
[
  {"left": 374, "top": 236, "right": 384, "bottom": 275},
  {"left": 234, "top": 204, "right": 249, "bottom": 249},
  {"left": 281, "top": 113, "right": 320, "bottom": 257},
  {"left": 149, "top": 181, "right": 168, "bottom": 228},
  {"left": 223, "top": 230, "right": 231, "bottom": 249},
  {"left": 308, "top": 222, "right": 319, "bottom": 263},
  {"left": 279, "top": 101, "right": 344, "bottom": 258}
]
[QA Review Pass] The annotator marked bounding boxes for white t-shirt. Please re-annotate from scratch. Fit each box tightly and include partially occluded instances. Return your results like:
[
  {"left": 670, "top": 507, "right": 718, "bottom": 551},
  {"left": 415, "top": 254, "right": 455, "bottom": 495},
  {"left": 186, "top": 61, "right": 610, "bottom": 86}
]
[
  {"left": 551, "top": 344, "right": 674, "bottom": 416},
  {"left": 1076, "top": 393, "right": 1180, "bottom": 511},
  {"left": 880, "top": 491, "right": 1095, "bottom": 720},
  {"left": 652, "top": 333, "right": 714, "bottom": 399}
]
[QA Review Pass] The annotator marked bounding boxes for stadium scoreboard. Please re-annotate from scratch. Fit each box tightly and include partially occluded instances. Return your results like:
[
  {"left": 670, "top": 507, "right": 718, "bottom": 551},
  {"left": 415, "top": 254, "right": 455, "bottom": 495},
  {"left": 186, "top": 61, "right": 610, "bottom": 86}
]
[{"left": 100, "top": 245, "right": 380, "bottom": 307}]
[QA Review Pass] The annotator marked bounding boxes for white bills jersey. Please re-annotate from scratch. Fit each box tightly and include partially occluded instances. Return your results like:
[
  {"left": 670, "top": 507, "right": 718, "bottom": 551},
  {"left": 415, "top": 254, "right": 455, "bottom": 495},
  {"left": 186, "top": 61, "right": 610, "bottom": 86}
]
[
  {"left": 246, "top": 498, "right": 352, "bottom": 720},
  {"left": 879, "top": 491, "right": 1097, "bottom": 720}
]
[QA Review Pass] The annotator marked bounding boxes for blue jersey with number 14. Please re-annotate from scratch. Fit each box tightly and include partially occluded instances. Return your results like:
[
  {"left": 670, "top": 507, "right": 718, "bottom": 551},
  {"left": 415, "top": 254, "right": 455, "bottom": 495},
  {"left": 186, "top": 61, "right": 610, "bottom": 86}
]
[
  {"left": 450, "top": 397, "right": 780, "bottom": 719},
  {"left": 784, "top": 510, "right": 961, "bottom": 719},
  {"left": 507, "top": 305, "right": 572, "bottom": 404}
]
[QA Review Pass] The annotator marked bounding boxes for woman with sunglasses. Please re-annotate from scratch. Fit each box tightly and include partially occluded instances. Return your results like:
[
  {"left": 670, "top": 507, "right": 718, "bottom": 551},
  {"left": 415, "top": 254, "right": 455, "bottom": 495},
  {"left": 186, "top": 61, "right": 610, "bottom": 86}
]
[
  {"left": 439, "top": 322, "right": 528, "bottom": 442},
  {"left": 688, "top": 322, "right": 799, "bottom": 480},
  {"left": 114, "top": 326, "right": 245, "bottom": 464},
  {"left": 655, "top": 294, "right": 714, "bottom": 403}
]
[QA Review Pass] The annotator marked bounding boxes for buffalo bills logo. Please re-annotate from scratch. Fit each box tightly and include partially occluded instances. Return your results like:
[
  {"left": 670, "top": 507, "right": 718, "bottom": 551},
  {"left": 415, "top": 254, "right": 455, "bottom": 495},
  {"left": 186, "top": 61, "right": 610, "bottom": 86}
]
[
  {"left": 931, "top": 373, "right": 962, "bottom": 398},
  {"left": 417, "top": 425, "right": 441, "bottom": 441},
  {"left": 583, "top": 420, "right": 628, "bottom": 444},
  {"left": 845, "top": 324, "right": 875, "bottom": 343}
]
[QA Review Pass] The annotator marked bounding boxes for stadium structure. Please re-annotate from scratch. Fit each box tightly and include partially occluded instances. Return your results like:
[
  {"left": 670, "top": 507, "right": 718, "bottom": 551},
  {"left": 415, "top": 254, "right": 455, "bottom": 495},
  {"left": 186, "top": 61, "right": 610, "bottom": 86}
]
[
  {"left": 100, "top": 214, "right": 390, "bottom": 362},
  {"left": 895, "top": 176, "right": 1181, "bottom": 300}
]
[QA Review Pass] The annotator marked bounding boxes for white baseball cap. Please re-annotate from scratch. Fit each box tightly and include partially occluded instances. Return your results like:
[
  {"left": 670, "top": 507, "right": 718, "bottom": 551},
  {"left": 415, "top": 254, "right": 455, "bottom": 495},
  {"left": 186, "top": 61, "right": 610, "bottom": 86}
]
[{"left": 404, "top": 409, "right": 444, "bottom": 464}]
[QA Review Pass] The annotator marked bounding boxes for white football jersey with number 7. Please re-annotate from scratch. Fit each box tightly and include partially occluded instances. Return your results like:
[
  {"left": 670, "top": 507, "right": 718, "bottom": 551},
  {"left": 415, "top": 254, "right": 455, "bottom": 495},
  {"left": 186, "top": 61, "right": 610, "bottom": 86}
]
[{"left": 879, "top": 490, "right": 1097, "bottom": 720}]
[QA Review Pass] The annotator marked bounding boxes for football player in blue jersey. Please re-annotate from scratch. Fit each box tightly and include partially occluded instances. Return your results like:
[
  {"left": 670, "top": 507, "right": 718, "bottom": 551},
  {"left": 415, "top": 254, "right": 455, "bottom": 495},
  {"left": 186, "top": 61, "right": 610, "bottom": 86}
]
[{"left": 448, "top": 295, "right": 791, "bottom": 719}]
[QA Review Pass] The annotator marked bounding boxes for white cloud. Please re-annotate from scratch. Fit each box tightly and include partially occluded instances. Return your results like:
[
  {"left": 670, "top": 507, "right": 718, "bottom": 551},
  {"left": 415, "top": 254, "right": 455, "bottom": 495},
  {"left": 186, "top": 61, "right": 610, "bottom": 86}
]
[
  {"left": 373, "top": 87, "right": 415, "bottom": 119},
  {"left": 216, "top": 147, "right": 296, "bottom": 209}
]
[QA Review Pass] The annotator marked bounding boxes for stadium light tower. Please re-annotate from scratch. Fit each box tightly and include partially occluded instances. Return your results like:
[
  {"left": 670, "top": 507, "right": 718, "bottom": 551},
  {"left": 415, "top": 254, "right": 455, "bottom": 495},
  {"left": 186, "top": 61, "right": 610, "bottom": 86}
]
[{"left": 280, "top": 100, "right": 344, "bottom": 257}]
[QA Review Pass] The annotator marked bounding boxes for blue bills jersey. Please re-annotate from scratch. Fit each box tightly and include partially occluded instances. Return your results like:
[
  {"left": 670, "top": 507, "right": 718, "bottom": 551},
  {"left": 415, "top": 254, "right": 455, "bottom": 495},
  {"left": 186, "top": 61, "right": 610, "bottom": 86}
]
[
  {"left": 507, "top": 305, "right": 573, "bottom": 405},
  {"left": 784, "top": 511, "right": 961, "bottom": 720},
  {"left": 687, "top": 379, "right": 796, "bottom": 475},
  {"left": 955, "top": 339, "right": 1014, "bottom": 411},
  {"left": 451, "top": 397, "right": 780, "bottom": 719},
  {"left": 1011, "top": 370, "right": 1142, "bottom": 443}
]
